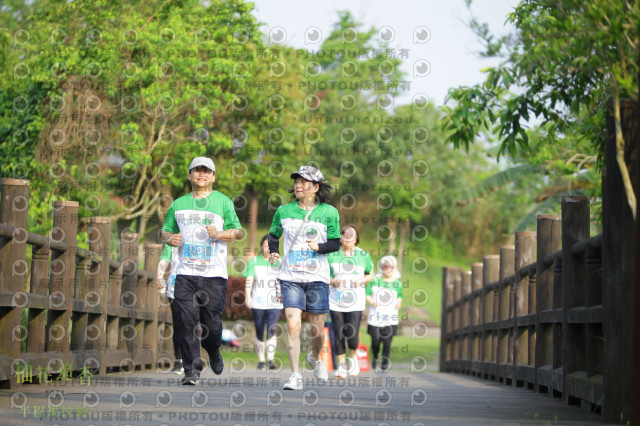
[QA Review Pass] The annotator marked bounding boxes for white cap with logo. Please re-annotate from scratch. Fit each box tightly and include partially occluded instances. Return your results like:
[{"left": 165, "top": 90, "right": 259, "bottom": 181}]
[{"left": 189, "top": 157, "right": 216, "bottom": 172}]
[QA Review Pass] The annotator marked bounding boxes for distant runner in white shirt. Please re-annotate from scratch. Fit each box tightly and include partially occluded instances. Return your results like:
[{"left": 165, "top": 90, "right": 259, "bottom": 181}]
[{"left": 243, "top": 235, "right": 283, "bottom": 370}]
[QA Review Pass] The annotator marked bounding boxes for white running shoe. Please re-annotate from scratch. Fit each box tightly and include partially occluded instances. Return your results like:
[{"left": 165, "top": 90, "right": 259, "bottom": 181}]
[
  {"left": 306, "top": 352, "right": 329, "bottom": 381},
  {"left": 283, "top": 373, "right": 303, "bottom": 390},
  {"left": 335, "top": 364, "right": 348, "bottom": 378},
  {"left": 348, "top": 357, "right": 360, "bottom": 377}
]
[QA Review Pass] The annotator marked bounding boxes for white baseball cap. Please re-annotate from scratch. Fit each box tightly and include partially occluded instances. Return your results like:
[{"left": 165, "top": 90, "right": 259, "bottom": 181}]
[{"left": 189, "top": 157, "right": 215, "bottom": 172}]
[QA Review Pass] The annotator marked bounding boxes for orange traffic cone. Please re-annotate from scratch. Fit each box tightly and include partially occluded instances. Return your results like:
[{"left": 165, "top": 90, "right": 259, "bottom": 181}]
[
  {"left": 356, "top": 342, "right": 370, "bottom": 372},
  {"left": 320, "top": 327, "right": 333, "bottom": 371}
]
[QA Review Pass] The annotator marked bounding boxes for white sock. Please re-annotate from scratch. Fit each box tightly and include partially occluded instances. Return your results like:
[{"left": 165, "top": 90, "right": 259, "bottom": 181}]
[
  {"left": 266, "top": 336, "right": 277, "bottom": 361},
  {"left": 256, "top": 339, "right": 266, "bottom": 362}
]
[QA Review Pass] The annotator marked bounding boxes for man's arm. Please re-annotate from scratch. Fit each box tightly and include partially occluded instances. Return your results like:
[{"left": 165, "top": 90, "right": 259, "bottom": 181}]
[
  {"left": 206, "top": 227, "right": 244, "bottom": 241},
  {"left": 161, "top": 231, "right": 182, "bottom": 247},
  {"left": 156, "top": 259, "right": 171, "bottom": 290}
]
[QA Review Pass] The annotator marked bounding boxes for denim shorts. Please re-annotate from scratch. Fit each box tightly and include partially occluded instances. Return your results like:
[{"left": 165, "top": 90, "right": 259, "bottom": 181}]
[{"left": 279, "top": 280, "right": 329, "bottom": 314}]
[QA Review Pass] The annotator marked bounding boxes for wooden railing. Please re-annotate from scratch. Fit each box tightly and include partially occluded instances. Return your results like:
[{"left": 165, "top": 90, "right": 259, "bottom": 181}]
[
  {"left": 440, "top": 196, "right": 605, "bottom": 403},
  {"left": 441, "top": 100, "right": 639, "bottom": 425},
  {"left": 0, "top": 178, "right": 174, "bottom": 388}
]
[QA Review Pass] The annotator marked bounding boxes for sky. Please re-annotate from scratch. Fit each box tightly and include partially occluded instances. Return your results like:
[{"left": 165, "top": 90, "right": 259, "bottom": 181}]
[{"left": 250, "top": 0, "right": 520, "bottom": 107}]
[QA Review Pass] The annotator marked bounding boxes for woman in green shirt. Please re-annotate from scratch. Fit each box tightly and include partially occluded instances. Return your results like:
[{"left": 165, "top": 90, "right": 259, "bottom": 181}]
[
  {"left": 268, "top": 166, "right": 341, "bottom": 391},
  {"left": 328, "top": 225, "right": 374, "bottom": 378}
]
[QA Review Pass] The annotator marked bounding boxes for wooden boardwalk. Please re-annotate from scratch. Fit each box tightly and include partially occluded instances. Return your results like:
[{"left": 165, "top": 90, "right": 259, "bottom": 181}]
[{"left": 0, "top": 363, "right": 600, "bottom": 425}]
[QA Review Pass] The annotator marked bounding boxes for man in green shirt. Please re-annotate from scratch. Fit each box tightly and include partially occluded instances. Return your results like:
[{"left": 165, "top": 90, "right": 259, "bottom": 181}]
[{"left": 161, "top": 157, "right": 243, "bottom": 385}]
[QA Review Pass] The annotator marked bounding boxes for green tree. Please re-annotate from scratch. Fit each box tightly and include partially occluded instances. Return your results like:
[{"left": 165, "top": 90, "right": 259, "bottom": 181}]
[
  {"left": 442, "top": 0, "right": 639, "bottom": 217},
  {"left": 1, "top": 0, "right": 264, "bottom": 240}
]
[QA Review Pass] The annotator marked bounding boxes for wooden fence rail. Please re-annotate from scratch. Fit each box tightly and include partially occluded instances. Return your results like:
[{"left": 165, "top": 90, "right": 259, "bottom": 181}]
[{"left": 0, "top": 178, "right": 174, "bottom": 388}]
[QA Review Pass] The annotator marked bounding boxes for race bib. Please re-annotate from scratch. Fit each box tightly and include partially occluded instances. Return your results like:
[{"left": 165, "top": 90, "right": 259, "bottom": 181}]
[
  {"left": 183, "top": 240, "right": 216, "bottom": 265},
  {"left": 288, "top": 250, "right": 318, "bottom": 273}
]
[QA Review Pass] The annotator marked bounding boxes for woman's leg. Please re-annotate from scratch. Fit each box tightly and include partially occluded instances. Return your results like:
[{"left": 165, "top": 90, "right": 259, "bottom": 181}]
[
  {"left": 265, "top": 309, "right": 281, "bottom": 362},
  {"left": 344, "top": 311, "right": 362, "bottom": 371},
  {"left": 252, "top": 309, "right": 267, "bottom": 363},
  {"left": 330, "top": 310, "right": 347, "bottom": 368},
  {"left": 284, "top": 307, "right": 302, "bottom": 373},
  {"left": 381, "top": 325, "right": 395, "bottom": 369}
]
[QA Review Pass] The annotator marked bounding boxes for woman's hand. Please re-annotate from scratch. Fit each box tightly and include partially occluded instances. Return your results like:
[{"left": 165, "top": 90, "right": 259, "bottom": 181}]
[{"left": 307, "top": 239, "right": 319, "bottom": 252}]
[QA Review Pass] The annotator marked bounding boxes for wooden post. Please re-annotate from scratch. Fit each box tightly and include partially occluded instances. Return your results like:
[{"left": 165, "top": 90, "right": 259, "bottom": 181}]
[
  {"left": 89, "top": 217, "right": 111, "bottom": 375},
  {"left": 561, "top": 196, "right": 589, "bottom": 405},
  {"left": 514, "top": 231, "right": 536, "bottom": 387},
  {"left": 461, "top": 271, "right": 471, "bottom": 327},
  {"left": 535, "top": 214, "right": 561, "bottom": 394},
  {"left": 106, "top": 262, "right": 122, "bottom": 370},
  {"left": 461, "top": 270, "right": 472, "bottom": 362},
  {"left": 470, "top": 262, "right": 483, "bottom": 365},
  {"left": 120, "top": 232, "right": 139, "bottom": 367},
  {"left": 440, "top": 267, "right": 454, "bottom": 372},
  {"left": 28, "top": 238, "right": 50, "bottom": 356},
  {"left": 482, "top": 255, "right": 499, "bottom": 376},
  {"left": 603, "top": 100, "right": 637, "bottom": 423},
  {"left": 45, "top": 201, "right": 78, "bottom": 367},
  {"left": 585, "top": 244, "right": 602, "bottom": 379},
  {"left": 144, "top": 243, "right": 162, "bottom": 368},
  {"left": 0, "top": 178, "right": 29, "bottom": 387},
  {"left": 70, "top": 253, "right": 90, "bottom": 358},
  {"left": 498, "top": 245, "right": 515, "bottom": 382}
]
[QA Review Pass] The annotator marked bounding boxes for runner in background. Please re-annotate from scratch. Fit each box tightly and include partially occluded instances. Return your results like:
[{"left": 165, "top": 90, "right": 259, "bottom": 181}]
[
  {"left": 366, "top": 255, "right": 403, "bottom": 372},
  {"left": 243, "top": 235, "right": 283, "bottom": 370},
  {"left": 328, "top": 225, "right": 374, "bottom": 378},
  {"left": 268, "top": 166, "right": 341, "bottom": 391},
  {"left": 156, "top": 245, "right": 183, "bottom": 374}
]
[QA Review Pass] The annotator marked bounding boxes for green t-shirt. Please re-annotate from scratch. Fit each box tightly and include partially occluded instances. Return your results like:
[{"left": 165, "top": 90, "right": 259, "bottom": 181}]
[
  {"left": 365, "top": 277, "right": 403, "bottom": 326},
  {"left": 242, "top": 255, "right": 282, "bottom": 309},
  {"left": 328, "top": 247, "right": 374, "bottom": 312},
  {"left": 162, "top": 191, "right": 241, "bottom": 278},
  {"left": 269, "top": 202, "right": 340, "bottom": 284}
]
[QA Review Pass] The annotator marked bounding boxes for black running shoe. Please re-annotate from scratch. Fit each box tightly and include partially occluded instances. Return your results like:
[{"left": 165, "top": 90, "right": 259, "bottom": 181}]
[{"left": 211, "top": 348, "right": 224, "bottom": 375}]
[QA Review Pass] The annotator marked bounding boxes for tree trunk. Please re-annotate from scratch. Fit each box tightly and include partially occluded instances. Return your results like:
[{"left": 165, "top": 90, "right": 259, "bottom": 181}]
[
  {"left": 397, "top": 218, "right": 411, "bottom": 275},
  {"left": 386, "top": 218, "right": 397, "bottom": 255},
  {"left": 248, "top": 191, "right": 259, "bottom": 256}
]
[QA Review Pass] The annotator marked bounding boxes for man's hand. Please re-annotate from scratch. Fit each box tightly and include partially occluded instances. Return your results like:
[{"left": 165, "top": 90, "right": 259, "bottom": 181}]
[
  {"left": 161, "top": 231, "right": 182, "bottom": 247},
  {"left": 268, "top": 253, "right": 280, "bottom": 265},
  {"left": 206, "top": 225, "right": 217, "bottom": 239},
  {"left": 156, "top": 278, "right": 166, "bottom": 292}
]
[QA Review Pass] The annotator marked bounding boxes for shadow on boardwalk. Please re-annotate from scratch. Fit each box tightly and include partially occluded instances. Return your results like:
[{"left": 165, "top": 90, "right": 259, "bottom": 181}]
[{"left": 0, "top": 363, "right": 600, "bottom": 426}]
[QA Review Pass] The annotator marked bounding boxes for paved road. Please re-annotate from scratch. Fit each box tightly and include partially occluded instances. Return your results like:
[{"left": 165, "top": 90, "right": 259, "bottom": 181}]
[{"left": 0, "top": 362, "right": 601, "bottom": 425}]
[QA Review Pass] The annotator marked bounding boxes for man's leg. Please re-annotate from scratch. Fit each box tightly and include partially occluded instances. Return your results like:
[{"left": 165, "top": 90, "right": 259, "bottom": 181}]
[
  {"left": 169, "top": 298, "right": 182, "bottom": 360},
  {"left": 199, "top": 277, "right": 228, "bottom": 374},
  {"left": 173, "top": 275, "right": 200, "bottom": 377}
]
